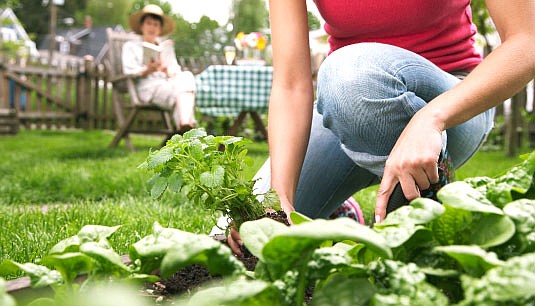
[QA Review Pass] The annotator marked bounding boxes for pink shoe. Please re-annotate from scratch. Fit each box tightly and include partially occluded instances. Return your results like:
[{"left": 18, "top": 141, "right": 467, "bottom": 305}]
[{"left": 329, "top": 196, "right": 365, "bottom": 225}]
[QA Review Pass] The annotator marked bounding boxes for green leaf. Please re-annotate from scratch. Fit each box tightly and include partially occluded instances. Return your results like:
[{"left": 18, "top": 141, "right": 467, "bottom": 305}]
[
  {"left": 167, "top": 172, "right": 183, "bottom": 192},
  {"left": 0, "top": 261, "right": 62, "bottom": 288},
  {"left": 49, "top": 235, "right": 80, "bottom": 254},
  {"left": 312, "top": 274, "right": 376, "bottom": 306},
  {"left": 374, "top": 225, "right": 429, "bottom": 249},
  {"left": 469, "top": 214, "right": 515, "bottom": 248},
  {"left": 199, "top": 165, "right": 225, "bottom": 188},
  {"left": 76, "top": 225, "right": 121, "bottom": 244},
  {"left": 183, "top": 128, "right": 207, "bottom": 139},
  {"left": 434, "top": 245, "right": 504, "bottom": 277},
  {"left": 240, "top": 218, "right": 288, "bottom": 262},
  {"left": 432, "top": 206, "right": 473, "bottom": 245},
  {"left": 259, "top": 218, "right": 392, "bottom": 273},
  {"left": 80, "top": 241, "right": 129, "bottom": 274},
  {"left": 289, "top": 211, "right": 312, "bottom": 225},
  {"left": 460, "top": 252, "right": 535, "bottom": 304},
  {"left": 148, "top": 146, "right": 174, "bottom": 169},
  {"left": 184, "top": 279, "right": 282, "bottom": 306},
  {"left": 41, "top": 252, "right": 95, "bottom": 282},
  {"left": 376, "top": 198, "right": 445, "bottom": 227},
  {"left": 437, "top": 182, "right": 503, "bottom": 215},
  {"left": 130, "top": 223, "right": 199, "bottom": 273},
  {"left": 503, "top": 199, "right": 535, "bottom": 253},
  {"left": 307, "top": 247, "right": 353, "bottom": 280},
  {"left": 432, "top": 206, "right": 515, "bottom": 247},
  {"left": 160, "top": 234, "right": 245, "bottom": 278},
  {"left": 124, "top": 273, "right": 160, "bottom": 283},
  {"left": 189, "top": 140, "right": 205, "bottom": 160},
  {"left": 149, "top": 174, "right": 168, "bottom": 199}
]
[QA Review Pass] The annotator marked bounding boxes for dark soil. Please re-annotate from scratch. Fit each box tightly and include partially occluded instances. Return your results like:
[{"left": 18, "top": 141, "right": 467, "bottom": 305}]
[{"left": 148, "top": 210, "right": 290, "bottom": 300}]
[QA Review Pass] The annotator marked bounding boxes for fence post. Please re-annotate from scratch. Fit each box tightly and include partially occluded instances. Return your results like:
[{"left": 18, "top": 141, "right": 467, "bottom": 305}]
[
  {"left": 78, "top": 57, "right": 95, "bottom": 129},
  {"left": 0, "top": 60, "right": 19, "bottom": 135}
]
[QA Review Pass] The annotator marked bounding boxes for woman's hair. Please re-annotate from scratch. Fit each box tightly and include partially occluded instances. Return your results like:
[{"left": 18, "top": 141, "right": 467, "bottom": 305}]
[{"left": 141, "top": 13, "right": 164, "bottom": 26}]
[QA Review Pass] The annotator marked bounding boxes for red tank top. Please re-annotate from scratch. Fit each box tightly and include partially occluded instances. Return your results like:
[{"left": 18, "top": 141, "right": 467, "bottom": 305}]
[{"left": 314, "top": 0, "right": 482, "bottom": 72}]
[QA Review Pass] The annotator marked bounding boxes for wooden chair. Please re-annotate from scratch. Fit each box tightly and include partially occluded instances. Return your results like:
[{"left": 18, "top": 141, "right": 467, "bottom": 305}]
[{"left": 104, "top": 28, "right": 175, "bottom": 151}]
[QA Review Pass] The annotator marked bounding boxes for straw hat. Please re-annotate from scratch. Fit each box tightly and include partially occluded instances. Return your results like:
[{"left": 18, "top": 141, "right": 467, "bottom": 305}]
[{"left": 128, "top": 4, "right": 175, "bottom": 36}]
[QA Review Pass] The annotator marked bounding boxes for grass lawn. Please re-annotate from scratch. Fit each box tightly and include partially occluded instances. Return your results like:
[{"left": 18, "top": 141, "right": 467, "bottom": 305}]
[{"left": 0, "top": 129, "right": 531, "bottom": 279}]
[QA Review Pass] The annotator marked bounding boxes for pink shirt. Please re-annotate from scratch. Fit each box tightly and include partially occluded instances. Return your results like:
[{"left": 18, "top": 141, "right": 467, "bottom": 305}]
[{"left": 314, "top": 0, "right": 482, "bottom": 72}]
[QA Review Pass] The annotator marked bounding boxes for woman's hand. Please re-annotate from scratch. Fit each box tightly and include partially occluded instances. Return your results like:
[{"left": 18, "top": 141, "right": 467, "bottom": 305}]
[
  {"left": 142, "top": 58, "right": 162, "bottom": 76},
  {"left": 227, "top": 225, "right": 243, "bottom": 256},
  {"left": 374, "top": 110, "right": 444, "bottom": 222},
  {"left": 228, "top": 198, "right": 295, "bottom": 256}
]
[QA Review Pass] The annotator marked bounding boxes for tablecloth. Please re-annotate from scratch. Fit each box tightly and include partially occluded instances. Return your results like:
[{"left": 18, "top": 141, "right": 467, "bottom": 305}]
[{"left": 194, "top": 65, "right": 273, "bottom": 117}]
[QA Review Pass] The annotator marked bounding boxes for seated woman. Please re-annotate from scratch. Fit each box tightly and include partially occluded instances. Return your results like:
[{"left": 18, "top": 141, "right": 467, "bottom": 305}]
[{"left": 122, "top": 4, "right": 196, "bottom": 132}]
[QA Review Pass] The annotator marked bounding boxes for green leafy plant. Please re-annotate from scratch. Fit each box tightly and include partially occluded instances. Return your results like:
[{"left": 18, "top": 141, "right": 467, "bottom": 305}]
[{"left": 139, "top": 128, "right": 276, "bottom": 228}]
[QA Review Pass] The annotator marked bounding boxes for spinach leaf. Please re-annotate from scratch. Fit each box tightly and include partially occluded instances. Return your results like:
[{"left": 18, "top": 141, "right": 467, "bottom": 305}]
[
  {"left": 434, "top": 245, "right": 504, "bottom": 277},
  {"left": 458, "top": 252, "right": 535, "bottom": 305}
]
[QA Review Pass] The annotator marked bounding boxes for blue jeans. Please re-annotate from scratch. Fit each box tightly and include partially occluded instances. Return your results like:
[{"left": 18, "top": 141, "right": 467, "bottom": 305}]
[{"left": 255, "top": 43, "right": 495, "bottom": 218}]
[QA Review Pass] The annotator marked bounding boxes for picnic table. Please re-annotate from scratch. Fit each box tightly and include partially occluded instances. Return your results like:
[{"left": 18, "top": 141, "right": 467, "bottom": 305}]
[{"left": 194, "top": 64, "right": 273, "bottom": 139}]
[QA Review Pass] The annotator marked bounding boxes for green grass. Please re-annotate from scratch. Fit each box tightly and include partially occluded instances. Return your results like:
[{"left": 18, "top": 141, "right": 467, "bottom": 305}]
[{"left": 0, "top": 129, "right": 531, "bottom": 280}]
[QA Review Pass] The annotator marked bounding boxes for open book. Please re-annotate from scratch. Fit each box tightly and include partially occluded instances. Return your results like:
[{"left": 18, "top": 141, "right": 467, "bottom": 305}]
[{"left": 142, "top": 39, "right": 175, "bottom": 66}]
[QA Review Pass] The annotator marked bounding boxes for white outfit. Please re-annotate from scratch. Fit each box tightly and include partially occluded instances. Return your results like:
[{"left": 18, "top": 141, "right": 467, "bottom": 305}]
[{"left": 122, "top": 38, "right": 196, "bottom": 125}]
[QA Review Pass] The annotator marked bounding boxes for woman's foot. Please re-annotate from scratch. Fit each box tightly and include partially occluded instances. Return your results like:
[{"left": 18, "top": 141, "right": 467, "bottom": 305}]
[{"left": 329, "top": 196, "right": 365, "bottom": 225}]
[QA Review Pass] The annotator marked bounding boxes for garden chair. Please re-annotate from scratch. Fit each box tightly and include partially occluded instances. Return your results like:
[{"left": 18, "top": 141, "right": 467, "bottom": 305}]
[{"left": 104, "top": 28, "right": 175, "bottom": 151}]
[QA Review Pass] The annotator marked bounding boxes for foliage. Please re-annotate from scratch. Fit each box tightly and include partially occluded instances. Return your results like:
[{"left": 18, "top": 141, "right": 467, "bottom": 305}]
[
  {"left": 79, "top": 0, "right": 133, "bottom": 28},
  {"left": 0, "top": 0, "right": 19, "bottom": 9},
  {"left": 139, "top": 128, "right": 274, "bottom": 228},
  {"left": 470, "top": 0, "right": 495, "bottom": 55},
  {"left": 308, "top": 11, "right": 321, "bottom": 31},
  {"left": 172, "top": 15, "right": 224, "bottom": 58},
  {"left": 12, "top": 0, "right": 88, "bottom": 45},
  {"left": 230, "top": 0, "right": 268, "bottom": 35}
]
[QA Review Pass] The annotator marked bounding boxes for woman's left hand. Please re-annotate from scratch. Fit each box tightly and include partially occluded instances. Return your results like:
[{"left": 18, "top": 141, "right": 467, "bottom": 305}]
[{"left": 374, "top": 111, "right": 444, "bottom": 222}]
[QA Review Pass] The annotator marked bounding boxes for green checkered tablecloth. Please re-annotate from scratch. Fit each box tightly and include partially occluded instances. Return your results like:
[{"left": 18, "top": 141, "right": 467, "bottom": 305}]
[{"left": 195, "top": 65, "right": 273, "bottom": 117}]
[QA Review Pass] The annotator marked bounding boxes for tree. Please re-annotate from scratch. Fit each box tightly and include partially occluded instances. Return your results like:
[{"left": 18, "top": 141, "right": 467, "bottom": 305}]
[
  {"left": 470, "top": 0, "right": 495, "bottom": 56},
  {"left": 0, "top": 0, "right": 20, "bottom": 8},
  {"left": 230, "top": 0, "right": 268, "bottom": 34},
  {"left": 11, "top": 0, "right": 89, "bottom": 45},
  {"left": 308, "top": 11, "right": 321, "bottom": 31},
  {"left": 79, "top": 0, "right": 132, "bottom": 28}
]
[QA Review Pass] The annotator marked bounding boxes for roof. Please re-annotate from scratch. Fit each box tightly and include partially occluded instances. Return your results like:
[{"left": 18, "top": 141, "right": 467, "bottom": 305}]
[{"left": 38, "top": 25, "right": 124, "bottom": 62}]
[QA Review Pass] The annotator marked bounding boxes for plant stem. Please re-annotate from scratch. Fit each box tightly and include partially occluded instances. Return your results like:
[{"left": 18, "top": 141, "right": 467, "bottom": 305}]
[{"left": 295, "top": 251, "right": 312, "bottom": 306}]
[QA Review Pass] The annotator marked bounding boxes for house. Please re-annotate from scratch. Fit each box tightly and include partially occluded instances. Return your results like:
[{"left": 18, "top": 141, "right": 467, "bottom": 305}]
[
  {"left": 38, "top": 16, "right": 124, "bottom": 63},
  {"left": 0, "top": 7, "right": 39, "bottom": 58}
]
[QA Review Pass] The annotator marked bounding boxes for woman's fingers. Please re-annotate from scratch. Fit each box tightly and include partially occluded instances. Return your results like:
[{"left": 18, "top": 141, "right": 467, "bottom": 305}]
[{"left": 227, "top": 227, "right": 243, "bottom": 256}]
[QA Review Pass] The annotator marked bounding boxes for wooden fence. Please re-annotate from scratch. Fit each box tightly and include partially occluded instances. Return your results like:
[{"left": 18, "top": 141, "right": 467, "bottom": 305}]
[{"left": 0, "top": 53, "right": 225, "bottom": 134}]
